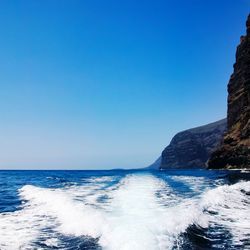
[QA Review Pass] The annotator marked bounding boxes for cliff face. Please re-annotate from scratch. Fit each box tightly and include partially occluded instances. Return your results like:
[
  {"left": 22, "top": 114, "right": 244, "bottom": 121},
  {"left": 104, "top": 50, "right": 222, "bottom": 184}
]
[
  {"left": 208, "top": 15, "right": 250, "bottom": 169},
  {"left": 147, "top": 156, "right": 161, "bottom": 169},
  {"left": 160, "top": 119, "right": 226, "bottom": 169}
]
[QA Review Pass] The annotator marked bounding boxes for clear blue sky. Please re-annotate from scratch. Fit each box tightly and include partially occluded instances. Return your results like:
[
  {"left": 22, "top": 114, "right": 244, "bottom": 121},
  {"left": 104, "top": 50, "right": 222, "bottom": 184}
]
[{"left": 0, "top": 0, "right": 249, "bottom": 169}]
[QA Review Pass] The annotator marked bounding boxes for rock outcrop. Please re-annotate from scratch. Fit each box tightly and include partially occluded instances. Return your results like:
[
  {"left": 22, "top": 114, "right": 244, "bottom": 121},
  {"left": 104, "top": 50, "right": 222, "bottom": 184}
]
[
  {"left": 158, "top": 119, "right": 226, "bottom": 169},
  {"left": 147, "top": 156, "right": 162, "bottom": 169},
  {"left": 208, "top": 15, "right": 250, "bottom": 169}
]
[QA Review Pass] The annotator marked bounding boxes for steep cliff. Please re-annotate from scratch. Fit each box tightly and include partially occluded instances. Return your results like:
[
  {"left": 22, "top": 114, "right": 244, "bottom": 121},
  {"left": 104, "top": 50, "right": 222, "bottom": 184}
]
[
  {"left": 208, "top": 15, "right": 250, "bottom": 169},
  {"left": 159, "top": 119, "right": 226, "bottom": 169}
]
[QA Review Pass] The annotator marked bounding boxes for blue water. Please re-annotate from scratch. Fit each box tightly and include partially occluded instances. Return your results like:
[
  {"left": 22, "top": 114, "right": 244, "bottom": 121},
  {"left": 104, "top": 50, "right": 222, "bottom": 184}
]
[{"left": 0, "top": 169, "right": 249, "bottom": 250}]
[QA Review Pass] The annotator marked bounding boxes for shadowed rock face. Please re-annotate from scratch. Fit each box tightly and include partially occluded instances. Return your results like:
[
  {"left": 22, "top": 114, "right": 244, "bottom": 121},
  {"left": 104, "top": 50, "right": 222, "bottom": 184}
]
[
  {"left": 147, "top": 156, "right": 162, "bottom": 169},
  {"left": 160, "top": 119, "right": 226, "bottom": 169},
  {"left": 208, "top": 15, "right": 250, "bottom": 169}
]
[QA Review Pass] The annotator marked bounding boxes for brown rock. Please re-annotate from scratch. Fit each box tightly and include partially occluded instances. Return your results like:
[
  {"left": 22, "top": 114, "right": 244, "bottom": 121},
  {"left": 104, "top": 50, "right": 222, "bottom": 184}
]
[
  {"left": 208, "top": 14, "right": 250, "bottom": 169},
  {"left": 159, "top": 119, "right": 226, "bottom": 169}
]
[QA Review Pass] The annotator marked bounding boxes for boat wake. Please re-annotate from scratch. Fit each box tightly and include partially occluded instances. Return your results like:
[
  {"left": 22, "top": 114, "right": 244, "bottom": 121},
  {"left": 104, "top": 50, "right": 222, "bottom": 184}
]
[{"left": 0, "top": 173, "right": 249, "bottom": 249}]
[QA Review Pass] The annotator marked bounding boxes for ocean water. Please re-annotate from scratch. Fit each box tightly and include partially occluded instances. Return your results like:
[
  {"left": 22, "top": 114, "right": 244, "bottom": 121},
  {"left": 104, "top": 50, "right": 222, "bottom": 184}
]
[{"left": 0, "top": 170, "right": 249, "bottom": 250}]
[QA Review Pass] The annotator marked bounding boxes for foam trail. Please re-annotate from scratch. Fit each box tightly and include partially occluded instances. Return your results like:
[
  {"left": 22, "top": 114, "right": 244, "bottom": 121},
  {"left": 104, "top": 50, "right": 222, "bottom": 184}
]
[
  {"left": 100, "top": 174, "right": 171, "bottom": 249},
  {"left": 99, "top": 174, "right": 207, "bottom": 250},
  {"left": 170, "top": 175, "right": 210, "bottom": 193},
  {"left": 0, "top": 174, "right": 206, "bottom": 250},
  {"left": 201, "top": 181, "right": 250, "bottom": 245},
  {"left": 170, "top": 176, "right": 250, "bottom": 246},
  {"left": 20, "top": 185, "right": 106, "bottom": 237},
  {"left": 0, "top": 176, "right": 114, "bottom": 250},
  {"left": 0, "top": 174, "right": 249, "bottom": 250}
]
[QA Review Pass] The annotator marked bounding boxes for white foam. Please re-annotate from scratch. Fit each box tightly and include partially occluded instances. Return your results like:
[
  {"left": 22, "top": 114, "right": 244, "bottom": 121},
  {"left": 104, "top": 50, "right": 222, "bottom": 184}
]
[
  {"left": 201, "top": 181, "right": 250, "bottom": 245},
  {"left": 170, "top": 176, "right": 250, "bottom": 245},
  {"left": 0, "top": 182, "right": 108, "bottom": 250},
  {"left": 99, "top": 174, "right": 207, "bottom": 250},
  {"left": 86, "top": 176, "right": 116, "bottom": 183},
  {"left": 0, "top": 174, "right": 249, "bottom": 250},
  {"left": 44, "top": 238, "right": 59, "bottom": 248},
  {"left": 22, "top": 185, "right": 107, "bottom": 237},
  {"left": 0, "top": 199, "right": 51, "bottom": 250},
  {"left": 170, "top": 175, "right": 222, "bottom": 193}
]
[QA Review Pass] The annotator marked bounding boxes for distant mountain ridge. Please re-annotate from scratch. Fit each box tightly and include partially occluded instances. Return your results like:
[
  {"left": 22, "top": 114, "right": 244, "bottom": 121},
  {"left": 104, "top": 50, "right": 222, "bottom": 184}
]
[
  {"left": 148, "top": 119, "right": 226, "bottom": 169},
  {"left": 147, "top": 156, "right": 162, "bottom": 169}
]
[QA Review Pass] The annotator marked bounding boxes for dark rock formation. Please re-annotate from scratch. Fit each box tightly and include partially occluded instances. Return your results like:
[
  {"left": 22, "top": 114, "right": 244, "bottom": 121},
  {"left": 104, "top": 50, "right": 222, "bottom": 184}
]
[
  {"left": 159, "top": 119, "right": 226, "bottom": 169},
  {"left": 147, "top": 156, "right": 161, "bottom": 169},
  {"left": 208, "top": 15, "right": 250, "bottom": 169}
]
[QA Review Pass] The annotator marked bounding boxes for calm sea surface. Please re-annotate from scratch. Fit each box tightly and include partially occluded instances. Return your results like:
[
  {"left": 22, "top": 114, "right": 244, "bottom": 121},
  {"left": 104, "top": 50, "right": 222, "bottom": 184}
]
[{"left": 0, "top": 169, "right": 249, "bottom": 250}]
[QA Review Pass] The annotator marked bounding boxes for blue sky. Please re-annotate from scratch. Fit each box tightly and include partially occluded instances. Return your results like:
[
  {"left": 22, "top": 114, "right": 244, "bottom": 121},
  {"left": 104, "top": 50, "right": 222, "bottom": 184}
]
[{"left": 0, "top": 0, "right": 249, "bottom": 169}]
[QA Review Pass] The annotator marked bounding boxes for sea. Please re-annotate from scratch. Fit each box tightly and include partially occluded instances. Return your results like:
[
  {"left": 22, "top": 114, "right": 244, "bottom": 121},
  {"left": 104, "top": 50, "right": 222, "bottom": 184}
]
[{"left": 0, "top": 169, "right": 249, "bottom": 250}]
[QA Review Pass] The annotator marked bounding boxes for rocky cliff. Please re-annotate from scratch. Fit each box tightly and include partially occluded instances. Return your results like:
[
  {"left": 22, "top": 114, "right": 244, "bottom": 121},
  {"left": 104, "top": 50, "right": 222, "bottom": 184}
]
[
  {"left": 147, "top": 156, "right": 161, "bottom": 169},
  {"left": 159, "top": 119, "right": 226, "bottom": 169},
  {"left": 208, "top": 15, "right": 250, "bottom": 169}
]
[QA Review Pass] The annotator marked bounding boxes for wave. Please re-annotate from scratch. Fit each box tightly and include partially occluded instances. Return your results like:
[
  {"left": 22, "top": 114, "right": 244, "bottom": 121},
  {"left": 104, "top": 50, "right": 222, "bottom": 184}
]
[
  {"left": 0, "top": 174, "right": 249, "bottom": 249},
  {"left": 201, "top": 181, "right": 250, "bottom": 247}
]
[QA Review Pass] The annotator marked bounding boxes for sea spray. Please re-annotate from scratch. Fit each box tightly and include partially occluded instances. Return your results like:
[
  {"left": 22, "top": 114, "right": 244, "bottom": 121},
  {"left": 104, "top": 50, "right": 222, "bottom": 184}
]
[{"left": 0, "top": 171, "right": 249, "bottom": 249}]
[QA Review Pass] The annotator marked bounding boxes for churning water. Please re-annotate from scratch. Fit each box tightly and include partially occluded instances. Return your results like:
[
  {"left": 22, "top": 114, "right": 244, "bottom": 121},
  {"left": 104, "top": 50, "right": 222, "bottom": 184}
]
[{"left": 0, "top": 169, "right": 249, "bottom": 249}]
